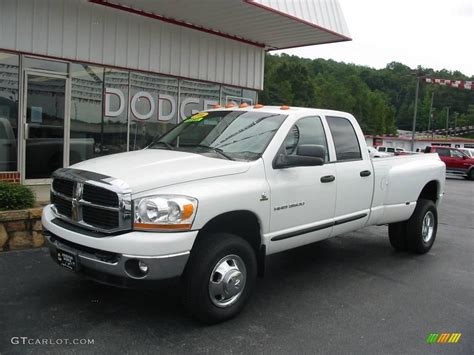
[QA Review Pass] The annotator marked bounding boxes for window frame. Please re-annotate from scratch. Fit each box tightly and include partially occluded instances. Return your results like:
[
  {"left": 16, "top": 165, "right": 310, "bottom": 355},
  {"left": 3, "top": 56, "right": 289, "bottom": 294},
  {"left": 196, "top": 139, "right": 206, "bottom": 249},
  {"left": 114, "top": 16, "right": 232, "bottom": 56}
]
[
  {"left": 326, "top": 116, "right": 363, "bottom": 163},
  {"left": 272, "top": 115, "right": 330, "bottom": 169}
]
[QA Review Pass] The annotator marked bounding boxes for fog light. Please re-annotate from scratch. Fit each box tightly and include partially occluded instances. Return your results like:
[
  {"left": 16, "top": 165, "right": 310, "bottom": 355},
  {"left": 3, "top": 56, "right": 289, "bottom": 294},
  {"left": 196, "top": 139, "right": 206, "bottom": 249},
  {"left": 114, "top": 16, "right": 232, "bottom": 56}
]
[{"left": 138, "top": 260, "right": 149, "bottom": 274}]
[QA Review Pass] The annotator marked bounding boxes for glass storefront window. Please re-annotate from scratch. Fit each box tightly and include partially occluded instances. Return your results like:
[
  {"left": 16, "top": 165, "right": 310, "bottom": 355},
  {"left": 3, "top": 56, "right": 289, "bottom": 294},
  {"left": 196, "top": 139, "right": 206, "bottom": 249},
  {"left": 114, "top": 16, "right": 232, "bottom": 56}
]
[
  {"left": 222, "top": 87, "right": 257, "bottom": 106},
  {"left": 0, "top": 51, "right": 259, "bottom": 177},
  {"left": 70, "top": 64, "right": 104, "bottom": 165},
  {"left": 242, "top": 89, "right": 258, "bottom": 105},
  {"left": 222, "top": 86, "right": 242, "bottom": 106},
  {"left": 24, "top": 74, "right": 66, "bottom": 180},
  {"left": 129, "top": 73, "right": 178, "bottom": 150},
  {"left": 23, "top": 56, "right": 68, "bottom": 74},
  {"left": 103, "top": 69, "right": 129, "bottom": 155},
  {"left": 0, "top": 52, "right": 19, "bottom": 171},
  {"left": 179, "top": 80, "right": 220, "bottom": 119}
]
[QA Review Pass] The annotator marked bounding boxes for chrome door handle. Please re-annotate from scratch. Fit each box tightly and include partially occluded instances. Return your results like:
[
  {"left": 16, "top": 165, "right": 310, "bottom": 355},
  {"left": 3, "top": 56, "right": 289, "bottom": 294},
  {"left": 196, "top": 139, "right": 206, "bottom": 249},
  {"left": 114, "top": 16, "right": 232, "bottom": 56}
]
[{"left": 320, "top": 175, "right": 335, "bottom": 183}]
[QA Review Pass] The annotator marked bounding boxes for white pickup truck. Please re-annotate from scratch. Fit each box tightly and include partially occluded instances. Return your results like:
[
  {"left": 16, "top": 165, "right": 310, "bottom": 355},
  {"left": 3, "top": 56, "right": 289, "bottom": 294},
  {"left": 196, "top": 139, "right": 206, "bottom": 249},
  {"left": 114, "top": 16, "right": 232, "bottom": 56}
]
[{"left": 42, "top": 106, "right": 446, "bottom": 323}]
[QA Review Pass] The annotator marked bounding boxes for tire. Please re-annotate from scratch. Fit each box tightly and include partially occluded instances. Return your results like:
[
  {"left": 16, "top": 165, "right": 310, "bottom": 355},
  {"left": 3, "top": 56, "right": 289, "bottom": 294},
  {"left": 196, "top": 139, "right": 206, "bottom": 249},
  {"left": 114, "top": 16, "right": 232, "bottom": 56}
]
[
  {"left": 182, "top": 233, "right": 257, "bottom": 324},
  {"left": 406, "top": 199, "right": 438, "bottom": 254},
  {"left": 388, "top": 221, "right": 408, "bottom": 251},
  {"left": 468, "top": 169, "right": 474, "bottom": 181}
]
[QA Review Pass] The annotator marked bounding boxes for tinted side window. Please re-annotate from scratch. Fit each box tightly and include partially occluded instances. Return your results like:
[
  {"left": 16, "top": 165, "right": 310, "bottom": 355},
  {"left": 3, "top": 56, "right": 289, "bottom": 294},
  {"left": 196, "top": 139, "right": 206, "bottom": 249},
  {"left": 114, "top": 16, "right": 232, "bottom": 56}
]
[
  {"left": 436, "top": 148, "right": 450, "bottom": 157},
  {"left": 282, "top": 116, "right": 329, "bottom": 162},
  {"left": 327, "top": 116, "right": 361, "bottom": 161}
]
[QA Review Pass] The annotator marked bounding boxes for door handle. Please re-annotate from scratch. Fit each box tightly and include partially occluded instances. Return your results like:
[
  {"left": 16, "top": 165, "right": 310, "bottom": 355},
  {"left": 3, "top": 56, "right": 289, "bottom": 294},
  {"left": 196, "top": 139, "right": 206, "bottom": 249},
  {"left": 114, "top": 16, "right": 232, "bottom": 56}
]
[
  {"left": 360, "top": 170, "right": 372, "bottom": 177},
  {"left": 320, "top": 175, "right": 335, "bottom": 183},
  {"left": 24, "top": 123, "right": 29, "bottom": 140}
]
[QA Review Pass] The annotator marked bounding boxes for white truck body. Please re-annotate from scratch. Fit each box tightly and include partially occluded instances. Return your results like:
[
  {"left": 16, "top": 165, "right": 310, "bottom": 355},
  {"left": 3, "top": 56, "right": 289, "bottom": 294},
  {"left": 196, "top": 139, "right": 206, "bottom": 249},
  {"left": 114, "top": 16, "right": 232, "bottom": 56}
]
[{"left": 42, "top": 106, "right": 446, "bottom": 322}]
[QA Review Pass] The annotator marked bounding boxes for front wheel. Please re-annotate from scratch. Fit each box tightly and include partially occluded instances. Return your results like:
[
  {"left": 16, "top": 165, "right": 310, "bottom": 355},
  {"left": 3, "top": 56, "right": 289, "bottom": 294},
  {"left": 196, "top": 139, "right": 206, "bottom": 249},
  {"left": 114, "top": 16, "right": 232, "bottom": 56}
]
[{"left": 182, "top": 233, "right": 257, "bottom": 324}]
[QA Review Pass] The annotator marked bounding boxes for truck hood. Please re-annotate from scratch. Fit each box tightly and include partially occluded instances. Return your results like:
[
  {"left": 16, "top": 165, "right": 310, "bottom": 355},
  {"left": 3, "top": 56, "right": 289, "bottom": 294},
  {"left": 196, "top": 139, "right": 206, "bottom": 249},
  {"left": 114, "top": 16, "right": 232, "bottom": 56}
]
[{"left": 71, "top": 149, "right": 250, "bottom": 193}]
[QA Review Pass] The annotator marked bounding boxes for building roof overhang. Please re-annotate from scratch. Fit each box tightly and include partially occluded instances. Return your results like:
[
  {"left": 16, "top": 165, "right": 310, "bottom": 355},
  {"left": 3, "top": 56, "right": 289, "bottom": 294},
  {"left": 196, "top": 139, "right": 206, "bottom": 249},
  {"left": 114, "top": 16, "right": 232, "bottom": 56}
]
[{"left": 89, "top": 0, "right": 351, "bottom": 50}]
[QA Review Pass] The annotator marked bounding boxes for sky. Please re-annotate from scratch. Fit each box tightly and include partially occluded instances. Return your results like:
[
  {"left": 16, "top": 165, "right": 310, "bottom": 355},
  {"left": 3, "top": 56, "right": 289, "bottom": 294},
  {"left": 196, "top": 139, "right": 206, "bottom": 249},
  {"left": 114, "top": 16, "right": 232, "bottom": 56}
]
[{"left": 275, "top": 0, "right": 473, "bottom": 77}]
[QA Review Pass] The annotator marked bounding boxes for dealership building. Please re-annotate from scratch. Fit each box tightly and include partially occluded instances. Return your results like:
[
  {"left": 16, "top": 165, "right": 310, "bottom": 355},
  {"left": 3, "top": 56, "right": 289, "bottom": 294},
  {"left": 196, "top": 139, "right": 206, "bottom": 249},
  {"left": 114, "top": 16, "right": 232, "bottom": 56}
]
[{"left": 0, "top": 0, "right": 350, "bottom": 184}]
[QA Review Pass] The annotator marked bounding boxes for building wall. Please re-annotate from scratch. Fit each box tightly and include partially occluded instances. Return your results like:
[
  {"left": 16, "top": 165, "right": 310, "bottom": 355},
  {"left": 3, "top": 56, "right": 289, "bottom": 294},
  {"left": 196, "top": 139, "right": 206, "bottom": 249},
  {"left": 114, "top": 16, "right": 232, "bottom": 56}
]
[
  {"left": 0, "top": 0, "right": 265, "bottom": 90},
  {"left": 0, "top": 0, "right": 263, "bottom": 182}
]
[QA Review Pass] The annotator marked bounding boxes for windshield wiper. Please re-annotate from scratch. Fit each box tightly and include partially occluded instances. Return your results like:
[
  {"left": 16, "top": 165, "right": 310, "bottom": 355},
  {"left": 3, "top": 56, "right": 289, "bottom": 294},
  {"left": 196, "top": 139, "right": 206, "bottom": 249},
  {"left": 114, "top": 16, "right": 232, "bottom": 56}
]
[
  {"left": 179, "top": 144, "right": 234, "bottom": 160},
  {"left": 152, "top": 141, "right": 174, "bottom": 150}
]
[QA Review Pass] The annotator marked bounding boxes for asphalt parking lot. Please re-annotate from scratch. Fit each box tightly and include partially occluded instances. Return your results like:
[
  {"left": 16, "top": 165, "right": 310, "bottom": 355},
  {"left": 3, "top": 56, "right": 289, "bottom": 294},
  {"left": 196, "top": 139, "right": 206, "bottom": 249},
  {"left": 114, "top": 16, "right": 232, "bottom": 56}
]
[{"left": 0, "top": 177, "right": 473, "bottom": 354}]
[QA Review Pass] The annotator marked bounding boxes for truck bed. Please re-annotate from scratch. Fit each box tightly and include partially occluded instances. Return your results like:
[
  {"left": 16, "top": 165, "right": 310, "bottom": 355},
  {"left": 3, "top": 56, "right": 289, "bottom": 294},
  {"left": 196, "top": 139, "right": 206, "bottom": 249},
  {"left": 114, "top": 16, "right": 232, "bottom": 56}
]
[{"left": 368, "top": 153, "right": 445, "bottom": 226}]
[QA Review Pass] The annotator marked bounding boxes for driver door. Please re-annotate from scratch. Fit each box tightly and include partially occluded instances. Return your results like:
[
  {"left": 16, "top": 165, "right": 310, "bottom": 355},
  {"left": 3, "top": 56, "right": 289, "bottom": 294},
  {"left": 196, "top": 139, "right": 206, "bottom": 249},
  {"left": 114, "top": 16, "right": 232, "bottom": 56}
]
[{"left": 264, "top": 116, "right": 337, "bottom": 254}]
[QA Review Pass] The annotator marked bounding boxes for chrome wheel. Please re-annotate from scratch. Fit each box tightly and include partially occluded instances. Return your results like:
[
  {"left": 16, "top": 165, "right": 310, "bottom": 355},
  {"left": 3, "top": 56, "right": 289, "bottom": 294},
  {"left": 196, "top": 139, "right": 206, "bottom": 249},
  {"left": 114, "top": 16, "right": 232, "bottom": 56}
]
[
  {"left": 209, "top": 254, "right": 247, "bottom": 308},
  {"left": 422, "top": 211, "right": 435, "bottom": 243}
]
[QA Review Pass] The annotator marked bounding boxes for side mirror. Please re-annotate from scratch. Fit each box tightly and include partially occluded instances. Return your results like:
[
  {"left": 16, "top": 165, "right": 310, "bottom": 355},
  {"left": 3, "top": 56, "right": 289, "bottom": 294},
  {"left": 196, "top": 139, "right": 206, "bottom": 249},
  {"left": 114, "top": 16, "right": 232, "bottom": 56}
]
[
  {"left": 462, "top": 155, "right": 467, "bottom": 160},
  {"left": 274, "top": 144, "right": 325, "bottom": 169}
]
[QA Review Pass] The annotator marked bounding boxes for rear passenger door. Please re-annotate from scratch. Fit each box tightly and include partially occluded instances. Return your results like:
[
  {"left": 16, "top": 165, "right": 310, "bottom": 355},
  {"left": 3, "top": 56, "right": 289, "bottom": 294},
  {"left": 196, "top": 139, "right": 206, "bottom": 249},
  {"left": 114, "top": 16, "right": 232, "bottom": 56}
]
[
  {"left": 325, "top": 116, "right": 373, "bottom": 236},
  {"left": 449, "top": 149, "right": 468, "bottom": 172}
]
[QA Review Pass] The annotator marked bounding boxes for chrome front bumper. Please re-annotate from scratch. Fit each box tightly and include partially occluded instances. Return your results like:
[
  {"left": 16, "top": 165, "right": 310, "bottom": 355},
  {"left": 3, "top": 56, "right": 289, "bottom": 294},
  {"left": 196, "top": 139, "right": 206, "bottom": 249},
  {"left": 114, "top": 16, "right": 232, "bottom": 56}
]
[{"left": 44, "top": 231, "right": 190, "bottom": 285}]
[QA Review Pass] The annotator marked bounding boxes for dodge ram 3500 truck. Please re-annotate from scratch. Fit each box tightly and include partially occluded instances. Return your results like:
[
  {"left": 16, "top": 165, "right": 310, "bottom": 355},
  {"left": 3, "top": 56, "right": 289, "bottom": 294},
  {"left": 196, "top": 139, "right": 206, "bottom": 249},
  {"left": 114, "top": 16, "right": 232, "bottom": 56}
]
[{"left": 42, "top": 106, "right": 446, "bottom": 323}]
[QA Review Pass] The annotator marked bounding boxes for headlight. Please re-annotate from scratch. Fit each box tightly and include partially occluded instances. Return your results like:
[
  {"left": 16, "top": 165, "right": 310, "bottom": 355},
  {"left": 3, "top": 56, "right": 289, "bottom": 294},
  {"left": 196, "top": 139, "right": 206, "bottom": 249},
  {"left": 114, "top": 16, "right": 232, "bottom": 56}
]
[{"left": 133, "top": 195, "right": 198, "bottom": 231}]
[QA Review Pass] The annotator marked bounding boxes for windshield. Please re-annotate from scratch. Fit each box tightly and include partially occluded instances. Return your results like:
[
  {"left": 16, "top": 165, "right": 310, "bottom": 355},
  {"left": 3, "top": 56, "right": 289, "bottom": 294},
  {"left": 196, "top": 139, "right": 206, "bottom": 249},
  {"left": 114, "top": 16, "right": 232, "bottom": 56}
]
[{"left": 149, "top": 110, "right": 287, "bottom": 161}]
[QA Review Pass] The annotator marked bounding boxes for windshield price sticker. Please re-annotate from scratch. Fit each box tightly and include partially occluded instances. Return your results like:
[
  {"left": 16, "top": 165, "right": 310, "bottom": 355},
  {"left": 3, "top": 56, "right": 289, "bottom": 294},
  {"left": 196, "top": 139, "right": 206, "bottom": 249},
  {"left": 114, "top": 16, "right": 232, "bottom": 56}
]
[{"left": 186, "top": 112, "right": 209, "bottom": 122}]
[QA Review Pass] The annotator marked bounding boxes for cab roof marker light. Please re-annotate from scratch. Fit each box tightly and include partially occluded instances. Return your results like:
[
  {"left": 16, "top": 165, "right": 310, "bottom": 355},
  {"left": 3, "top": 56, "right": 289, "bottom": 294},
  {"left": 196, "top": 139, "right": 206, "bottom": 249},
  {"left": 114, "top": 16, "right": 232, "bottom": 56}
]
[
  {"left": 254, "top": 104, "right": 264, "bottom": 109},
  {"left": 280, "top": 105, "right": 290, "bottom": 110},
  {"left": 239, "top": 103, "right": 249, "bottom": 108},
  {"left": 225, "top": 103, "right": 235, "bottom": 108},
  {"left": 212, "top": 104, "right": 221, "bottom": 109}
]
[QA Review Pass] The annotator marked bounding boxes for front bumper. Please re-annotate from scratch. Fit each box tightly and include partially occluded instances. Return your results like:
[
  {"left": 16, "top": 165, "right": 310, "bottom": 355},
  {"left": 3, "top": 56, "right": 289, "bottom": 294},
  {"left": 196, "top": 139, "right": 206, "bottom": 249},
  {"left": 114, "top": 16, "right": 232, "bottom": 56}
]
[{"left": 42, "top": 204, "right": 198, "bottom": 285}]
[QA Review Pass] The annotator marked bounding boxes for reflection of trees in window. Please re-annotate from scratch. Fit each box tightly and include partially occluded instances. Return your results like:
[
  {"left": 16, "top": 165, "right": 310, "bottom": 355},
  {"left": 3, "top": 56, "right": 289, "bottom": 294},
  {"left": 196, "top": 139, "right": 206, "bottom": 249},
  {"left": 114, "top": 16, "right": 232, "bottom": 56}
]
[
  {"left": 0, "top": 53, "right": 19, "bottom": 171},
  {"left": 129, "top": 72, "right": 179, "bottom": 150}
]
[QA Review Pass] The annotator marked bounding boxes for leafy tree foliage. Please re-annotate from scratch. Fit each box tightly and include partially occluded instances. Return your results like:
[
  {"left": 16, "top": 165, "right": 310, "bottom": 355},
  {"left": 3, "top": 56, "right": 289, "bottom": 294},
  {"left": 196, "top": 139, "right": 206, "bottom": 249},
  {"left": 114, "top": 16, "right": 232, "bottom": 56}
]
[{"left": 260, "top": 54, "right": 474, "bottom": 135}]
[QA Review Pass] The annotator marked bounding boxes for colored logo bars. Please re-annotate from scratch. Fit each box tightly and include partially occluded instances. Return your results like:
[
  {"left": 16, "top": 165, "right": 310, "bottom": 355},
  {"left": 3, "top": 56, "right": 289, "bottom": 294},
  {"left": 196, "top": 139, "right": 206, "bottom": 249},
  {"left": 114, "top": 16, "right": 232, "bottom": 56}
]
[{"left": 426, "top": 333, "right": 462, "bottom": 344}]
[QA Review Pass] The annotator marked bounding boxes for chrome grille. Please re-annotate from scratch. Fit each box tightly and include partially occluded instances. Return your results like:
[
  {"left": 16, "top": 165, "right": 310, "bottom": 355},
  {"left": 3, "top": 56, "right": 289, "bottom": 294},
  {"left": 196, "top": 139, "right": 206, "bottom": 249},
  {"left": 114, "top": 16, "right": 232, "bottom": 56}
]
[
  {"left": 51, "top": 194, "right": 72, "bottom": 218},
  {"left": 83, "top": 184, "right": 118, "bottom": 207},
  {"left": 50, "top": 169, "right": 132, "bottom": 234},
  {"left": 83, "top": 205, "right": 119, "bottom": 229},
  {"left": 52, "top": 178, "right": 74, "bottom": 197}
]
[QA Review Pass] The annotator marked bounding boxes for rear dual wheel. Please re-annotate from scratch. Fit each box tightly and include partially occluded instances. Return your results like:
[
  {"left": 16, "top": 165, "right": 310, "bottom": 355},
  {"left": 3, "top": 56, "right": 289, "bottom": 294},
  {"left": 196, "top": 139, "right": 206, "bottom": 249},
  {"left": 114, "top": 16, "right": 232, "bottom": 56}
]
[{"left": 388, "top": 199, "right": 438, "bottom": 254}]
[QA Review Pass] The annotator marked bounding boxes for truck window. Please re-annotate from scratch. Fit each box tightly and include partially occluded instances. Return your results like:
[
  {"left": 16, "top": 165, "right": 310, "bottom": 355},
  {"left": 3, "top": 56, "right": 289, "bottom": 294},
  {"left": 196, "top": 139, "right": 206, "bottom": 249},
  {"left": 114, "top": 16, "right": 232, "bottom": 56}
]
[
  {"left": 151, "top": 110, "right": 287, "bottom": 161},
  {"left": 282, "top": 116, "right": 329, "bottom": 161},
  {"left": 326, "top": 116, "right": 361, "bottom": 161}
]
